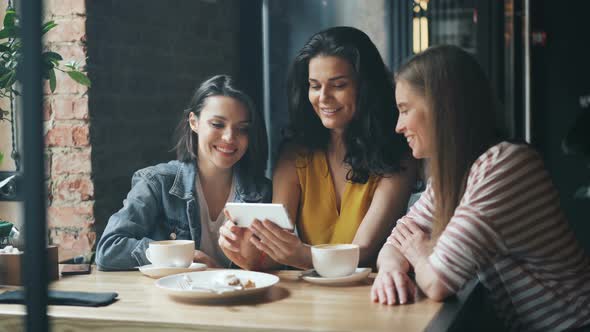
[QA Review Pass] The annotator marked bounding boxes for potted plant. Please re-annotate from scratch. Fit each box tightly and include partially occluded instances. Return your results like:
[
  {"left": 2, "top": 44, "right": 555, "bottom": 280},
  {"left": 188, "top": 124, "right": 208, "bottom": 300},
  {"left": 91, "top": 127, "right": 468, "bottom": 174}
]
[
  {"left": 0, "top": 6, "right": 90, "bottom": 247},
  {"left": 0, "top": 6, "right": 90, "bottom": 168}
]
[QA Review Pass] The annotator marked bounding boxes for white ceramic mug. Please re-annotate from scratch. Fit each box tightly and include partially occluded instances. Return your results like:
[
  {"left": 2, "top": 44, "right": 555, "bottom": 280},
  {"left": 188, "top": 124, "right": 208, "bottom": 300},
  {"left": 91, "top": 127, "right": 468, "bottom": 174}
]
[
  {"left": 311, "top": 243, "right": 359, "bottom": 278},
  {"left": 145, "top": 240, "right": 194, "bottom": 268}
]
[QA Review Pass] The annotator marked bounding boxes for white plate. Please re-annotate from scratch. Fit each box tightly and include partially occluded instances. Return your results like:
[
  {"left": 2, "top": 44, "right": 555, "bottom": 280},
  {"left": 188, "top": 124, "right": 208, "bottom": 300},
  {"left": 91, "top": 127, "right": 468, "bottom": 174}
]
[
  {"left": 139, "top": 263, "right": 207, "bottom": 278},
  {"left": 301, "top": 267, "right": 371, "bottom": 285},
  {"left": 155, "top": 270, "right": 279, "bottom": 300}
]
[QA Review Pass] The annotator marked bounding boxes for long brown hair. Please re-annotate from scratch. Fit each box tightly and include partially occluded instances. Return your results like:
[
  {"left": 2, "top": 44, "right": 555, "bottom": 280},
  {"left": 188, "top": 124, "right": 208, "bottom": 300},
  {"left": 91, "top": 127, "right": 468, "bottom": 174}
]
[
  {"left": 174, "top": 75, "right": 268, "bottom": 180},
  {"left": 285, "top": 26, "right": 410, "bottom": 183},
  {"left": 395, "top": 45, "right": 498, "bottom": 239}
]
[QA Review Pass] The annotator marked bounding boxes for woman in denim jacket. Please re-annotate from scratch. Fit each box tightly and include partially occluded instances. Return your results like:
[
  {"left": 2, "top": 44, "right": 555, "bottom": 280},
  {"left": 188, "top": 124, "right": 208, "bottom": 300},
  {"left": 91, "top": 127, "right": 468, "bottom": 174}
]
[{"left": 95, "top": 75, "right": 271, "bottom": 270}]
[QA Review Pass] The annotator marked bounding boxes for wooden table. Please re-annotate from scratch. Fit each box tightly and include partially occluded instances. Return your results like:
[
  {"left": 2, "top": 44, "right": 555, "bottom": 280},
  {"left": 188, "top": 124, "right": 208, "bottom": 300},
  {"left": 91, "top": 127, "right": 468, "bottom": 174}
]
[{"left": 0, "top": 269, "right": 476, "bottom": 332}]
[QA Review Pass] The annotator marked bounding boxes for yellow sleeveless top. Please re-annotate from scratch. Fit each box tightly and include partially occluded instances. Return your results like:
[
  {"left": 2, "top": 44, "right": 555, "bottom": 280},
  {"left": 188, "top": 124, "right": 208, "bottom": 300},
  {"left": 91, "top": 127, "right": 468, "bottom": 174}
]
[{"left": 295, "top": 149, "right": 380, "bottom": 245}]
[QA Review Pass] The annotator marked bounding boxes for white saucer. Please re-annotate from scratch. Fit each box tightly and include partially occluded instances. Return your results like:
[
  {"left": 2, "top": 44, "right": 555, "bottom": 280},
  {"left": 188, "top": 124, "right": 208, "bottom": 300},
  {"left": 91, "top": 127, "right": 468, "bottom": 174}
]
[
  {"left": 301, "top": 267, "right": 371, "bottom": 285},
  {"left": 155, "top": 270, "right": 279, "bottom": 301},
  {"left": 139, "top": 263, "right": 207, "bottom": 278}
]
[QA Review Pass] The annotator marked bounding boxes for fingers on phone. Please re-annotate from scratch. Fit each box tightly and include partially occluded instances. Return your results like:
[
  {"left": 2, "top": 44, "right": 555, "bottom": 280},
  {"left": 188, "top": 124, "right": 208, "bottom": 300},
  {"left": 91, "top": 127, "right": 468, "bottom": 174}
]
[
  {"left": 221, "top": 227, "right": 238, "bottom": 242},
  {"left": 218, "top": 227, "right": 239, "bottom": 252},
  {"left": 223, "top": 209, "right": 235, "bottom": 223},
  {"left": 261, "top": 218, "right": 282, "bottom": 231},
  {"left": 223, "top": 220, "right": 239, "bottom": 234}
]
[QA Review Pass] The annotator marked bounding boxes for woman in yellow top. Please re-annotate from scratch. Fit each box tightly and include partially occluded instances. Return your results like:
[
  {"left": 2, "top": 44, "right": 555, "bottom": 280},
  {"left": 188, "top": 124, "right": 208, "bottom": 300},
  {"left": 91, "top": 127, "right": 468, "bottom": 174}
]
[{"left": 219, "top": 27, "right": 416, "bottom": 270}]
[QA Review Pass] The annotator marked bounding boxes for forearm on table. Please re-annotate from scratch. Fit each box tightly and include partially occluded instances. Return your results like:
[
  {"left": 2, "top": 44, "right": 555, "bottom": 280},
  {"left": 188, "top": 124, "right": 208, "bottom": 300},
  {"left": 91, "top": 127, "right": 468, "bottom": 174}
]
[
  {"left": 251, "top": 243, "right": 312, "bottom": 271},
  {"left": 376, "top": 243, "right": 410, "bottom": 272},
  {"left": 289, "top": 243, "right": 312, "bottom": 270},
  {"left": 246, "top": 248, "right": 283, "bottom": 271},
  {"left": 257, "top": 258, "right": 283, "bottom": 271},
  {"left": 223, "top": 249, "right": 259, "bottom": 271},
  {"left": 413, "top": 257, "right": 452, "bottom": 301},
  {"left": 96, "top": 235, "right": 150, "bottom": 270}
]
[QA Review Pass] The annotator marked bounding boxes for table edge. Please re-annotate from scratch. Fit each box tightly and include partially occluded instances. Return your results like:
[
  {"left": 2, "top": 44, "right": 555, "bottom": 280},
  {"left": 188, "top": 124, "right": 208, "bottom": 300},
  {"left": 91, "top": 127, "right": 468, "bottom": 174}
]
[{"left": 424, "top": 278, "right": 481, "bottom": 332}]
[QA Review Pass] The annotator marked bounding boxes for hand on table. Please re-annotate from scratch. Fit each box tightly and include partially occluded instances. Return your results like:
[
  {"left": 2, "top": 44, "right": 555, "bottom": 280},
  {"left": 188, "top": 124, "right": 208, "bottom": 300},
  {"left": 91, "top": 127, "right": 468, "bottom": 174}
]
[
  {"left": 249, "top": 218, "right": 311, "bottom": 269},
  {"left": 193, "top": 250, "right": 220, "bottom": 268},
  {"left": 371, "top": 268, "right": 417, "bottom": 305}
]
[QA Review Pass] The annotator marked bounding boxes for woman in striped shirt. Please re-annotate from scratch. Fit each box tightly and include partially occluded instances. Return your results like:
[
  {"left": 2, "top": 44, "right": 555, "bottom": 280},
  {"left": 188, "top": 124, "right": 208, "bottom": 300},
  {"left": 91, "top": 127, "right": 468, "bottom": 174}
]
[{"left": 371, "top": 45, "right": 590, "bottom": 331}]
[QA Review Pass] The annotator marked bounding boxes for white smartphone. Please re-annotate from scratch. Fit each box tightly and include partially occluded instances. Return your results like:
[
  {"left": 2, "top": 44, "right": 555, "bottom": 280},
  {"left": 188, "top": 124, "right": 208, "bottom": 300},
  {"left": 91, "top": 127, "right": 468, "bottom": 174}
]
[{"left": 224, "top": 203, "right": 294, "bottom": 230}]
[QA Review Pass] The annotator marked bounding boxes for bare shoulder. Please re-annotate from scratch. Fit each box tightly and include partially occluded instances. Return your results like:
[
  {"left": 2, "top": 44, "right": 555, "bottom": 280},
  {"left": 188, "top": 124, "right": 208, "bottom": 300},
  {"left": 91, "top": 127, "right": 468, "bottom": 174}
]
[
  {"left": 272, "top": 143, "right": 302, "bottom": 215},
  {"left": 273, "top": 143, "right": 303, "bottom": 183}
]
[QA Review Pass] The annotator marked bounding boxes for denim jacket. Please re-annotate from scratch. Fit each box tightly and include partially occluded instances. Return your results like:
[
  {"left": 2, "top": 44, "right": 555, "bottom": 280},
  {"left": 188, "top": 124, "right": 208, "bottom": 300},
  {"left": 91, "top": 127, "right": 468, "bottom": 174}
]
[{"left": 95, "top": 160, "right": 271, "bottom": 271}]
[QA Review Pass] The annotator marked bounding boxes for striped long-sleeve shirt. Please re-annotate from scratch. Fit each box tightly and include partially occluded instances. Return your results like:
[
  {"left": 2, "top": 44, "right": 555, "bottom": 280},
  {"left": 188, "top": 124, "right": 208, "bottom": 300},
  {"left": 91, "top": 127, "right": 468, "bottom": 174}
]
[{"left": 387, "top": 142, "right": 590, "bottom": 331}]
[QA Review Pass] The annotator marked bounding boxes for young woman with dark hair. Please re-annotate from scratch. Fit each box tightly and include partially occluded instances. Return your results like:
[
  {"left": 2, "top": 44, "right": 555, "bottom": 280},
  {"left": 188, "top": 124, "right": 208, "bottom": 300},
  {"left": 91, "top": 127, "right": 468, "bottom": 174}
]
[
  {"left": 96, "top": 75, "right": 271, "bottom": 270},
  {"left": 372, "top": 45, "right": 590, "bottom": 331},
  {"left": 219, "top": 27, "right": 416, "bottom": 270}
]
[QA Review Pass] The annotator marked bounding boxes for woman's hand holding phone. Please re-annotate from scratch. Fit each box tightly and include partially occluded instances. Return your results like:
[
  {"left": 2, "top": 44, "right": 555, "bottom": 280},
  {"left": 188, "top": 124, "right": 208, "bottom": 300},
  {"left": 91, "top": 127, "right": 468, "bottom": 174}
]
[
  {"left": 249, "top": 218, "right": 312, "bottom": 270},
  {"left": 218, "top": 210, "right": 264, "bottom": 270},
  {"left": 219, "top": 204, "right": 310, "bottom": 270}
]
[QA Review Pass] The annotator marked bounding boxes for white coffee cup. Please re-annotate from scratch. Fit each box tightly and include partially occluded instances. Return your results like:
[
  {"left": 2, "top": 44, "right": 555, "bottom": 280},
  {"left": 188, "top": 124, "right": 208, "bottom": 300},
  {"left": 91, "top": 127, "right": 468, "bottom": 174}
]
[
  {"left": 145, "top": 240, "right": 194, "bottom": 268},
  {"left": 311, "top": 243, "right": 359, "bottom": 278}
]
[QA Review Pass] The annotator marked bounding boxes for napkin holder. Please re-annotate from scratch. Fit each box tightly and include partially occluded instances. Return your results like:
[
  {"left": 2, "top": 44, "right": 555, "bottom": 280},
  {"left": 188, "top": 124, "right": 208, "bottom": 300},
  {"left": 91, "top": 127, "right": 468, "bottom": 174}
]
[{"left": 0, "top": 245, "right": 59, "bottom": 286}]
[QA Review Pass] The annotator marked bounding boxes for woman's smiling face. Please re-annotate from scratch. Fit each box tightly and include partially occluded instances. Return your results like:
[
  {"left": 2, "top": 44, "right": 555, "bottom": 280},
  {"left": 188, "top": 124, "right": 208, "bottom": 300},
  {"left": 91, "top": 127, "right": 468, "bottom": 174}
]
[
  {"left": 189, "top": 95, "right": 250, "bottom": 172},
  {"left": 394, "top": 80, "right": 433, "bottom": 159},
  {"left": 308, "top": 55, "right": 358, "bottom": 132}
]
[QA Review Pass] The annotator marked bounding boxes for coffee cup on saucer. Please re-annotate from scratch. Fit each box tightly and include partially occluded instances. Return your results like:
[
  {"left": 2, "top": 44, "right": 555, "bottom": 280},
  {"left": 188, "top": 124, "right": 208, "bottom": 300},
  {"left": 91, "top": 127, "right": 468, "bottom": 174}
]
[
  {"left": 311, "top": 244, "right": 359, "bottom": 278},
  {"left": 145, "top": 240, "right": 194, "bottom": 268}
]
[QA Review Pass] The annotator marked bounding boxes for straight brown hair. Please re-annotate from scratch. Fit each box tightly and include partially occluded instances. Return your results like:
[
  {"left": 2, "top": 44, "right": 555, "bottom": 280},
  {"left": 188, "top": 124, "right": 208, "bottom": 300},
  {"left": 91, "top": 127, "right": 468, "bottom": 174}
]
[
  {"left": 174, "top": 75, "right": 268, "bottom": 180},
  {"left": 395, "top": 45, "right": 499, "bottom": 239}
]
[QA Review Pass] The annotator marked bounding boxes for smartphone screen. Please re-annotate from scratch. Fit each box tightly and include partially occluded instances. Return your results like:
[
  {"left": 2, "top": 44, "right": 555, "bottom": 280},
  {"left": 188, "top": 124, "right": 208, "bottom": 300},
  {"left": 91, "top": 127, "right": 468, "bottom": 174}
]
[
  {"left": 224, "top": 203, "right": 294, "bottom": 230},
  {"left": 61, "top": 264, "right": 91, "bottom": 275}
]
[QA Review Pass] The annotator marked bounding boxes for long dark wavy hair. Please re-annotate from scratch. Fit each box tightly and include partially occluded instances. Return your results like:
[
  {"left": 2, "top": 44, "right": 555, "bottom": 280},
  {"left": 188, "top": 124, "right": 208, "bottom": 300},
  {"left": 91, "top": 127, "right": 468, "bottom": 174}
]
[
  {"left": 174, "top": 75, "right": 268, "bottom": 180},
  {"left": 285, "top": 26, "right": 410, "bottom": 183},
  {"left": 395, "top": 45, "right": 499, "bottom": 240}
]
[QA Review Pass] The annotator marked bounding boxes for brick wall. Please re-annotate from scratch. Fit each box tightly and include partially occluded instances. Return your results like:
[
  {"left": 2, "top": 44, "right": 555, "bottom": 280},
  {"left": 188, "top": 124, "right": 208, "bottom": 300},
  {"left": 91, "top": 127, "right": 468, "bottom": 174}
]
[
  {"left": 2, "top": 0, "right": 241, "bottom": 261},
  {"left": 30, "top": 0, "right": 242, "bottom": 261},
  {"left": 85, "top": 1, "right": 241, "bottom": 245},
  {"left": 42, "top": 0, "right": 94, "bottom": 261}
]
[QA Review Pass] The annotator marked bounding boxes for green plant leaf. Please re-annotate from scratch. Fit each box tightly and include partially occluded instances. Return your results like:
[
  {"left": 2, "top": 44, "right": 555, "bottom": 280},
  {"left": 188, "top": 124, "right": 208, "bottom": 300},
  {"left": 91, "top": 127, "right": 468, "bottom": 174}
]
[
  {"left": 3, "top": 9, "right": 16, "bottom": 28},
  {"left": 5, "top": 71, "right": 16, "bottom": 87},
  {"left": 11, "top": 40, "right": 21, "bottom": 50},
  {"left": 0, "top": 43, "right": 9, "bottom": 52},
  {"left": 64, "top": 60, "right": 78, "bottom": 70},
  {"left": 0, "top": 151, "right": 4, "bottom": 165},
  {"left": 42, "top": 51, "right": 63, "bottom": 63},
  {"left": 0, "top": 70, "right": 14, "bottom": 86},
  {"left": 49, "top": 69, "right": 56, "bottom": 92},
  {"left": 0, "top": 27, "right": 17, "bottom": 40},
  {"left": 42, "top": 61, "right": 53, "bottom": 80},
  {"left": 66, "top": 70, "right": 91, "bottom": 87},
  {"left": 41, "top": 21, "right": 57, "bottom": 36}
]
